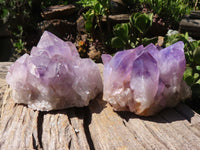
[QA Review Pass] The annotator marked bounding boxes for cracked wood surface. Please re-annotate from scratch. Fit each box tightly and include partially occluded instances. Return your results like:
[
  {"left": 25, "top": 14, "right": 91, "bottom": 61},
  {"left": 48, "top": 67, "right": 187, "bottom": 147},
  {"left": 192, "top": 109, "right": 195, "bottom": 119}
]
[{"left": 0, "top": 63, "right": 200, "bottom": 150}]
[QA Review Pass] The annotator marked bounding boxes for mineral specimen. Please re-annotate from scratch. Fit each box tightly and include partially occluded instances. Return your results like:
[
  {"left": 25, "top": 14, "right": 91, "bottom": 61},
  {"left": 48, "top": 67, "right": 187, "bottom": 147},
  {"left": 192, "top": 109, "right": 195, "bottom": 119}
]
[
  {"left": 102, "top": 41, "right": 191, "bottom": 116},
  {"left": 6, "top": 31, "right": 103, "bottom": 111}
]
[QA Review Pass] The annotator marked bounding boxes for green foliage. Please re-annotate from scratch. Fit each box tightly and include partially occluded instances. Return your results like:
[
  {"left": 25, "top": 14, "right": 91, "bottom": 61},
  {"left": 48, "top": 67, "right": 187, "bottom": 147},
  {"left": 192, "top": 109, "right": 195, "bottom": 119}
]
[
  {"left": 13, "top": 39, "right": 25, "bottom": 53},
  {"left": 83, "top": 9, "right": 95, "bottom": 32},
  {"left": 0, "top": 7, "right": 9, "bottom": 23},
  {"left": 111, "top": 23, "right": 129, "bottom": 48},
  {"left": 111, "top": 12, "right": 153, "bottom": 49},
  {"left": 0, "top": 0, "right": 76, "bottom": 60},
  {"left": 0, "top": 0, "right": 32, "bottom": 57},
  {"left": 77, "top": 0, "right": 97, "bottom": 7},
  {"left": 193, "top": 47, "right": 200, "bottom": 65},
  {"left": 139, "top": 0, "right": 192, "bottom": 28},
  {"left": 11, "top": 25, "right": 28, "bottom": 60},
  {"left": 130, "top": 13, "right": 153, "bottom": 34},
  {"left": 41, "top": 0, "right": 68, "bottom": 8},
  {"left": 77, "top": 0, "right": 109, "bottom": 32},
  {"left": 13, "top": 26, "right": 24, "bottom": 49},
  {"left": 142, "top": 37, "right": 158, "bottom": 46},
  {"left": 164, "top": 32, "right": 200, "bottom": 101},
  {"left": 0, "top": 0, "right": 32, "bottom": 24}
]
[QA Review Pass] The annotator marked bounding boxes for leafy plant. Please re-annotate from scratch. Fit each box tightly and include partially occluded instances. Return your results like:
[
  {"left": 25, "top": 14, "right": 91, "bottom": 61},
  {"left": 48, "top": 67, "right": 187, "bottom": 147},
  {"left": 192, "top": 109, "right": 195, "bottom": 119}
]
[
  {"left": 77, "top": 0, "right": 109, "bottom": 32},
  {"left": 164, "top": 33, "right": 200, "bottom": 73},
  {"left": 111, "top": 23, "right": 130, "bottom": 48},
  {"left": 164, "top": 32, "right": 200, "bottom": 110},
  {"left": 111, "top": 12, "right": 153, "bottom": 49},
  {"left": 139, "top": 0, "right": 192, "bottom": 29},
  {"left": 0, "top": 0, "right": 36, "bottom": 60},
  {"left": 0, "top": 1, "right": 9, "bottom": 23},
  {"left": 41, "top": 0, "right": 69, "bottom": 8},
  {"left": 13, "top": 39, "right": 26, "bottom": 54}
]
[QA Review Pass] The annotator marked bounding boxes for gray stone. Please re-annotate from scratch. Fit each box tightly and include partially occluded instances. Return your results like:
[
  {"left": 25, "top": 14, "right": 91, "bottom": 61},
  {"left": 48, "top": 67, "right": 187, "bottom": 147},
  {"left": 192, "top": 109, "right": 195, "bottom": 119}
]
[
  {"left": 109, "top": 0, "right": 127, "bottom": 14},
  {"left": 88, "top": 46, "right": 101, "bottom": 63},
  {"left": 41, "top": 4, "right": 76, "bottom": 20},
  {"left": 190, "top": 10, "right": 200, "bottom": 19},
  {"left": 38, "top": 19, "right": 76, "bottom": 38},
  {"left": 77, "top": 16, "right": 86, "bottom": 33},
  {"left": 179, "top": 18, "right": 200, "bottom": 38},
  {"left": 102, "top": 14, "right": 130, "bottom": 24}
]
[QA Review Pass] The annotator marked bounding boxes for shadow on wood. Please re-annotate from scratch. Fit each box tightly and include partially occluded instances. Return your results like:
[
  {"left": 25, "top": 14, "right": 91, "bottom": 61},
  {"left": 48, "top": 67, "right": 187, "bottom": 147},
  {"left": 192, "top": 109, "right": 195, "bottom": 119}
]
[{"left": 117, "top": 103, "right": 195, "bottom": 124}]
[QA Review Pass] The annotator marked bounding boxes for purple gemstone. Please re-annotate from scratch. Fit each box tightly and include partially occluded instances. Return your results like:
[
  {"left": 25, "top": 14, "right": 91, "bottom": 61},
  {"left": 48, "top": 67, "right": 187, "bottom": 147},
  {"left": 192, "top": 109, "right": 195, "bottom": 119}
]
[
  {"left": 6, "top": 31, "right": 103, "bottom": 111},
  {"left": 102, "top": 42, "right": 191, "bottom": 116}
]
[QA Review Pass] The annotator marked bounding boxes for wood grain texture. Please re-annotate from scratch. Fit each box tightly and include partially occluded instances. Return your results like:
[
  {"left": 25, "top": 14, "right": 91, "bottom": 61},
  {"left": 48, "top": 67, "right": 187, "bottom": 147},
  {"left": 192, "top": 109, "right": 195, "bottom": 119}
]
[
  {"left": 0, "top": 89, "right": 92, "bottom": 150},
  {"left": 0, "top": 63, "right": 200, "bottom": 150},
  {"left": 0, "top": 62, "right": 13, "bottom": 117},
  {"left": 0, "top": 88, "right": 41, "bottom": 149}
]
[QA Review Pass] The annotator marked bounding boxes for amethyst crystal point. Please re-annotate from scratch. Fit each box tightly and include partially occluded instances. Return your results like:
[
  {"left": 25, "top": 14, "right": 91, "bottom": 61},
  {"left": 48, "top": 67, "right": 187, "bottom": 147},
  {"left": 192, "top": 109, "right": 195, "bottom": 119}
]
[
  {"left": 6, "top": 31, "right": 103, "bottom": 111},
  {"left": 102, "top": 41, "right": 191, "bottom": 116}
]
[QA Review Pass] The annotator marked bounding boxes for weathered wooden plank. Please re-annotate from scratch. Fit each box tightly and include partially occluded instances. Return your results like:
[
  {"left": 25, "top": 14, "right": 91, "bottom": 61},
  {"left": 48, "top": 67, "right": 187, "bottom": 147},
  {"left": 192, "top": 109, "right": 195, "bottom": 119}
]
[
  {"left": 1, "top": 88, "right": 200, "bottom": 150},
  {"left": 0, "top": 62, "right": 13, "bottom": 79},
  {"left": 119, "top": 113, "right": 168, "bottom": 149},
  {"left": 1, "top": 63, "right": 200, "bottom": 150},
  {"left": 179, "top": 18, "right": 200, "bottom": 38},
  {"left": 175, "top": 104, "right": 200, "bottom": 138},
  {"left": 120, "top": 109, "right": 200, "bottom": 150},
  {"left": 0, "top": 78, "right": 7, "bottom": 118},
  {"left": 88, "top": 95, "right": 145, "bottom": 150},
  {"left": 159, "top": 109, "right": 200, "bottom": 149},
  {"left": 0, "top": 87, "right": 92, "bottom": 150},
  {"left": 0, "top": 88, "right": 41, "bottom": 149},
  {"left": 88, "top": 95, "right": 200, "bottom": 150},
  {"left": 41, "top": 108, "right": 90, "bottom": 150},
  {"left": 0, "top": 62, "right": 13, "bottom": 118}
]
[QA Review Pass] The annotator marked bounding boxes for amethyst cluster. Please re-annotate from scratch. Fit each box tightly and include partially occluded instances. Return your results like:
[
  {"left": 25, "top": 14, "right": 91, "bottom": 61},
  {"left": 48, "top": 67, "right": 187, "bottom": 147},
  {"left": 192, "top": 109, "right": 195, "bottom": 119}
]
[
  {"left": 102, "top": 42, "right": 191, "bottom": 116},
  {"left": 6, "top": 31, "right": 103, "bottom": 111},
  {"left": 6, "top": 30, "right": 191, "bottom": 115}
]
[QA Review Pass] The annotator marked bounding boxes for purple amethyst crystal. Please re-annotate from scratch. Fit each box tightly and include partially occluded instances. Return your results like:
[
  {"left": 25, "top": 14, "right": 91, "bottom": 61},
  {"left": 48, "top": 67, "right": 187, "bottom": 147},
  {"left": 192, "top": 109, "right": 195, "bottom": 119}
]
[
  {"left": 102, "top": 41, "right": 191, "bottom": 116},
  {"left": 6, "top": 31, "right": 103, "bottom": 111}
]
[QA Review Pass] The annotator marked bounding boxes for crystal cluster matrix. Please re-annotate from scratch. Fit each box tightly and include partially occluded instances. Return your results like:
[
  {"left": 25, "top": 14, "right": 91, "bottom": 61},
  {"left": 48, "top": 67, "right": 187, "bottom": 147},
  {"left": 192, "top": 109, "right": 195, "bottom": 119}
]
[
  {"left": 6, "top": 31, "right": 103, "bottom": 111},
  {"left": 102, "top": 42, "right": 191, "bottom": 116}
]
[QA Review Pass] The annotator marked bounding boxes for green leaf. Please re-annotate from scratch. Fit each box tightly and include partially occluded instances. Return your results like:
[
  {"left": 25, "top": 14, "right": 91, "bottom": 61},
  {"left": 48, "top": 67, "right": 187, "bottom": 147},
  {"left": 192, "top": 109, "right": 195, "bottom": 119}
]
[
  {"left": 97, "top": 0, "right": 108, "bottom": 8},
  {"left": 193, "top": 47, "right": 200, "bottom": 65},
  {"left": 184, "top": 67, "right": 193, "bottom": 78},
  {"left": 1, "top": 8, "right": 9, "bottom": 22},
  {"left": 83, "top": 10, "right": 95, "bottom": 32},
  {"left": 184, "top": 32, "right": 189, "bottom": 40},
  {"left": 196, "top": 66, "right": 200, "bottom": 71},
  {"left": 63, "top": 1, "right": 68, "bottom": 5},
  {"left": 111, "top": 37, "right": 126, "bottom": 48},
  {"left": 190, "top": 41, "right": 200, "bottom": 52},
  {"left": 85, "top": 20, "right": 93, "bottom": 32},
  {"left": 130, "top": 12, "right": 140, "bottom": 26},
  {"left": 147, "top": 13, "right": 153, "bottom": 26},
  {"left": 94, "top": 2, "right": 102, "bottom": 15},
  {"left": 183, "top": 67, "right": 194, "bottom": 86},
  {"left": 77, "top": 0, "right": 97, "bottom": 7},
  {"left": 142, "top": 37, "right": 158, "bottom": 46},
  {"left": 194, "top": 73, "right": 199, "bottom": 81},
  {"left": 113, "top": 23, "right": 129, "bottom": 41},
  {"left": 133, "top": 13, "right": 152, "bottom": 34},
  {"left": 196, "top": 79, "right": 200, "bottom": 84}
]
